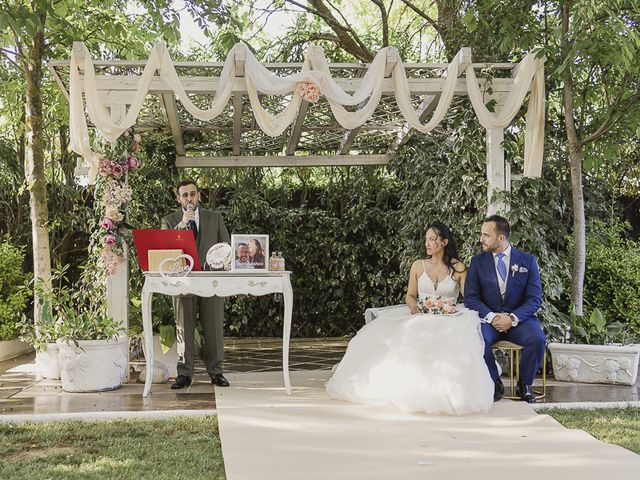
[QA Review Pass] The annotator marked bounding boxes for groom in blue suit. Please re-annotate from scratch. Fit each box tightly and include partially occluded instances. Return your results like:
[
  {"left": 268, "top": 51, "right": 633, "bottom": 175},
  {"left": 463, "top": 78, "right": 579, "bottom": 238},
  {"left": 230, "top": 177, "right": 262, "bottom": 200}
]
[{"left": 464, "top": 215, "right": 546, "bottom": 403}]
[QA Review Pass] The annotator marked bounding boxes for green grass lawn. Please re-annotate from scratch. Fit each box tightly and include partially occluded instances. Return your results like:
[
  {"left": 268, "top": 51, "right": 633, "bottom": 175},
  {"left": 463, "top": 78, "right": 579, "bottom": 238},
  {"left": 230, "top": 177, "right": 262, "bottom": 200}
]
[
  {"left": 539, "top": 407, "right": 640, "bottom": 454},
  {"left": 0, "top": 416, "right": 225, "bottom": 480}
]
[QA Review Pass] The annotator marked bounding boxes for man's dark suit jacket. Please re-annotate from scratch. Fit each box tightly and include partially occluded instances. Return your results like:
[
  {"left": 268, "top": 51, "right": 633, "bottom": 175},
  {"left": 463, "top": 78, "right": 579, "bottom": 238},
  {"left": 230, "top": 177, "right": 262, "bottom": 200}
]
[{"left": 161, "top": 208, "right": 230, "bottom": 266}]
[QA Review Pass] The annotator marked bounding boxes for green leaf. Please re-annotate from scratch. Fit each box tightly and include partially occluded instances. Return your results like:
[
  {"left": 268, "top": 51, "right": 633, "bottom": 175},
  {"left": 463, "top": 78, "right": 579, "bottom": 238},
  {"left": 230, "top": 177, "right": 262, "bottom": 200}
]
[
  {"left": 159, "top": 325, "right": 176, "bottom": 353},
  {"left": 589, "top": 308, "right": 606, "bottom": 332}
]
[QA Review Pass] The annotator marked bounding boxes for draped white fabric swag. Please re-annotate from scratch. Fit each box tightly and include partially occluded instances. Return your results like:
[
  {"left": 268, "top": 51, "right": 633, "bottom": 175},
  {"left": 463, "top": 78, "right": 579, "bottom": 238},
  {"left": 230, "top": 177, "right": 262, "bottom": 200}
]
[{"left": 69, "top": 42, "right": 545, "bottom": 182}]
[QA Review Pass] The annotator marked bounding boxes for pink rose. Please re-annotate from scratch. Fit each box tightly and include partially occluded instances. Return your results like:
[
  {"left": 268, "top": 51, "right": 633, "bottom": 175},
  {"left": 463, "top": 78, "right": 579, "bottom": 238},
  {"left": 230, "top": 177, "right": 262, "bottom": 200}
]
[
  {"left": 104, "top": 233, "right": 117, "bottom": 245},
  {"left": 110, "top": 162, "right": 124, "bottom": 178},
  {"left": 98, "top": 157, "right": 111, "bottom": 177},
  {"left": 101, "top": 217, "right": 116, "bottom": 230},
  {"left": 127, "top": 156, "right": 139, "bottom": 170}
]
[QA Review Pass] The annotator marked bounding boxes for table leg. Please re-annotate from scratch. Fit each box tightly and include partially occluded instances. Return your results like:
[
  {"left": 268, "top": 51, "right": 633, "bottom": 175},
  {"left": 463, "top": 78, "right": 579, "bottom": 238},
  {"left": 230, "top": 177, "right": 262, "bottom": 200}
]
[
  {"left": 142, "top": 286, "right": 154, "bottom": 398},
  {"left": 282, "top": 276, "right": 293, "bottom": 395}
]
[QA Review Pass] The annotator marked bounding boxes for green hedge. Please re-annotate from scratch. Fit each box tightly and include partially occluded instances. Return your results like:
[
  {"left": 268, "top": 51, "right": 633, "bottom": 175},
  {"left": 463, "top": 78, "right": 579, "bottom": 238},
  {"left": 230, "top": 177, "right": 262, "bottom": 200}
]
[
  {"left": 219, "top": 179, "right": 405, "bottom": 337},
  {"left": 583, "top": 221, "right": 640, "bottom": 342},
  {"left": 0, "top": 239, "right": 31, "bottom": 340}
]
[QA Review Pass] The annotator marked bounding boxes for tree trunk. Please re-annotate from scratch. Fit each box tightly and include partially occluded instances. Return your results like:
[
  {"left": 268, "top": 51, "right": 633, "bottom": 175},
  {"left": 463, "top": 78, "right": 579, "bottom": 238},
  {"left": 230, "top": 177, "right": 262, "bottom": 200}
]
[
  {"left": 24, "top": 8, "right": 52, "bottom": 322},
  {"left": 561, "top": 1, "right": 585, "bottom": 316},
  {"left": 435, "top": 0, "right": 462, "bottom": 57}
]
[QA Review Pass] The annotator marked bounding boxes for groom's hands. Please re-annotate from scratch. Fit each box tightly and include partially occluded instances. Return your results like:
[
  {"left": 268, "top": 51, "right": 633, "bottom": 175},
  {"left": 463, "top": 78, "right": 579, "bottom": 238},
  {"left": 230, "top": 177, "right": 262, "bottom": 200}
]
[{"left": 491, "top": 313, "right": 513, "bottom": 332}]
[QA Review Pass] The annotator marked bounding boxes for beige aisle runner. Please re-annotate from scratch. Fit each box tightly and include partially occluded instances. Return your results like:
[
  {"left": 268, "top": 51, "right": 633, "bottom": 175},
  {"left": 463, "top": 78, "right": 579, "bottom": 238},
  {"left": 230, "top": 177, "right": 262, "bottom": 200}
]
[{"left": 216, "top": 370, "right": 640, "bottom": 480}]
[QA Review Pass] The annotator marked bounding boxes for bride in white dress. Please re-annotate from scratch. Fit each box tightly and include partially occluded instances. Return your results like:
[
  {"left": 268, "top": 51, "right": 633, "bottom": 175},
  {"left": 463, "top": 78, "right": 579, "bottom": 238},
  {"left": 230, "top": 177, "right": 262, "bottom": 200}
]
[{"left": 326, "top": 222, "right": 494, "bottom": 415}]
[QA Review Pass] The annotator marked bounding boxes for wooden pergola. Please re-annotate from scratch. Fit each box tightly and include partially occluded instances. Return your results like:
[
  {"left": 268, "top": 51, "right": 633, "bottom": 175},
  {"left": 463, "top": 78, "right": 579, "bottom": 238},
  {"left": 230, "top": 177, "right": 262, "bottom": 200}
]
[
  {"left": 49, "top": 45, "right": 524, "bottom": 208},
  {"left": 48, "top": 46, "right": 535, "bottom": 372}
]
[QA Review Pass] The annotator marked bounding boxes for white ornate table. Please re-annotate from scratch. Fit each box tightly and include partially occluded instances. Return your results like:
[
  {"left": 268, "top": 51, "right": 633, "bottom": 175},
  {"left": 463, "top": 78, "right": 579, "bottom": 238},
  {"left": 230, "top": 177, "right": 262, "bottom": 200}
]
[{"left": 141, "top": 271, "right": 293, "bottom": 397}]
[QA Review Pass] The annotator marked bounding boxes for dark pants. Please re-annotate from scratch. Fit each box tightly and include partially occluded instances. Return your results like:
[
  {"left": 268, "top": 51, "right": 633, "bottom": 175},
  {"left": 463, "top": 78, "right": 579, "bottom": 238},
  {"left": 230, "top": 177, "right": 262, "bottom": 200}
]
[
  {"left": 172, "top": 295, "right": 225, "bottom": 377},
  {"left": 480, "top": 321, "right": 546, "bottom": 385}
]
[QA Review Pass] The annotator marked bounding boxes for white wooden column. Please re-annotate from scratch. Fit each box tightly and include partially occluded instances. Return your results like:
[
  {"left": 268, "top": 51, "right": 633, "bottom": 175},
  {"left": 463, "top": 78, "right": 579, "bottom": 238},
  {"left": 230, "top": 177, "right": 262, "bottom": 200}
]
[
  {"left": 484, "top": 87, "right": 511, "bottom": 216},
  {"left": 106, "top": 103, "right": 130, "bottom": 380},
  {"left": 486, "top": 127, "right": 508, "bottom": 215}
]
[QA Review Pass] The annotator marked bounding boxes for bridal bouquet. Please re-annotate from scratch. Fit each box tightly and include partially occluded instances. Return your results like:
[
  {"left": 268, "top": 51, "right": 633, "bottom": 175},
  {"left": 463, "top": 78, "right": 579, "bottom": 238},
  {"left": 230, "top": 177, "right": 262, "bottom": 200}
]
[{"left": 417, "top": 296, "right": 458, "bottom": 315}]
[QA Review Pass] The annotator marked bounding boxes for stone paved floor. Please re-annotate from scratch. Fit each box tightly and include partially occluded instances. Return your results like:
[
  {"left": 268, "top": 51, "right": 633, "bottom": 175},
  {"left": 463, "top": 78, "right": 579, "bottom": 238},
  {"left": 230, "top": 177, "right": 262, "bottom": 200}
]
[{"left": 1, "top": 338, "right": 638, "bottom": 415}]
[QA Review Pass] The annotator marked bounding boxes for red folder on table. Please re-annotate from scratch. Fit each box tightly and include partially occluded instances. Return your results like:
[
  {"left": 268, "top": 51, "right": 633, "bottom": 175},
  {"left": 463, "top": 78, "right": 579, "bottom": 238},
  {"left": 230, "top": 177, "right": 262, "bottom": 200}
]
[{"left": 133, "top": 229, "right": 202, "bottom": 271}]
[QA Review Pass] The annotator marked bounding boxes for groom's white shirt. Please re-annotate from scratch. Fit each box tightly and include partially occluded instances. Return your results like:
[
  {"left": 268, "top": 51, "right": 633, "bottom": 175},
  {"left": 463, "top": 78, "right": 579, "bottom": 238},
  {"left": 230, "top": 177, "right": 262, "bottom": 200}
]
[{"left": 484, "top": 244, "right": 512, "bottom": 324}]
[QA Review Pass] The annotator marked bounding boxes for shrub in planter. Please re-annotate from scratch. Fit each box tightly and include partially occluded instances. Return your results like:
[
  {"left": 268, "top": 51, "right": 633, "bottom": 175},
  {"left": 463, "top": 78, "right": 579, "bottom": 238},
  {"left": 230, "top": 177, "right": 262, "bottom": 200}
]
[
  {"left": 22, "top": 266, "right": 127, "bottom": 391},
  {"left": 549, "top": 307, "right": 640, "bottom": 385},
  {"left": 57, "top": 304, "right": 127, "bottom": 392}
]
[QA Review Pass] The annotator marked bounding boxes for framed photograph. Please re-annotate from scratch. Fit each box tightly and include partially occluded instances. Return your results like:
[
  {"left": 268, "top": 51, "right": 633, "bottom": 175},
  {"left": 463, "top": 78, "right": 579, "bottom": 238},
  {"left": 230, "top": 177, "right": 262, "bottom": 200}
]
[{"left": 231, "top": 234, "right": 269, "bottom": 272}]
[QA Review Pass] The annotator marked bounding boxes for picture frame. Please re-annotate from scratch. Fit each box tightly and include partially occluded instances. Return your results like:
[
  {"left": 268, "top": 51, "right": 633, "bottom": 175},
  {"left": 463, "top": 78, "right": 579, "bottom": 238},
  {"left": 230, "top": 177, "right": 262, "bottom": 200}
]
[{"left": 231, "top": 234, "right": 269, "bottom": 272}]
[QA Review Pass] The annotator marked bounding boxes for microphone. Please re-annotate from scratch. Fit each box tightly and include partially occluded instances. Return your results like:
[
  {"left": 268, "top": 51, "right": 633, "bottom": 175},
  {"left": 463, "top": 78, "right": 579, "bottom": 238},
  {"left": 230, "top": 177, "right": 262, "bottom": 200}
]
[{"left": 186, "top": 203, "right": 197, "bottom": 234}]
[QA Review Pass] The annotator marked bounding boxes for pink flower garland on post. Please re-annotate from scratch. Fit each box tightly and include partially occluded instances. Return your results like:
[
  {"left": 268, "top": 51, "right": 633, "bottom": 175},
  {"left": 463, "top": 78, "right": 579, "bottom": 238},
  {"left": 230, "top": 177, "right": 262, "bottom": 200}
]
[
  {"left": 296, "top": 80, "right": 322, "bottom": 103},
  {"left": 97, "top": 132, "right": 141, "bottom": 276}
]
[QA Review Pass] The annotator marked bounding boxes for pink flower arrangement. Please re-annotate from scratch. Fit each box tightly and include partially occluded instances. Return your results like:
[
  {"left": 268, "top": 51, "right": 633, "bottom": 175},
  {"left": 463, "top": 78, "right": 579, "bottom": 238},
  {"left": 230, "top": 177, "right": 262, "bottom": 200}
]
[
  {"left": 418, "top": 297, "right": 458, "bottom": 315},
  {"left": 297, "top": 81, "right": 322, "bottom": 103},
  {"left": 96, "top": 131, "right": 142, "bottom": 276}
]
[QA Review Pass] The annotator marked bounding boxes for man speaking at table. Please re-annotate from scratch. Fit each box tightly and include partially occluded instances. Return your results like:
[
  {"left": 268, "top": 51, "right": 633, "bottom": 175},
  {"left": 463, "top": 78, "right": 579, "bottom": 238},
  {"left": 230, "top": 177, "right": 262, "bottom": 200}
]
[{"left": 161, "top": 179, "right": 231, "bottom": 389}]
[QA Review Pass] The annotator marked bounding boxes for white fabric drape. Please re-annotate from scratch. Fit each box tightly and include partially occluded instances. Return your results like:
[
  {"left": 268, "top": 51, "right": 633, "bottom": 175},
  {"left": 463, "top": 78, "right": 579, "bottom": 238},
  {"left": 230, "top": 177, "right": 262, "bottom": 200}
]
[
  {"left": 69, "top": 42, "right": 545, "bottom": 183},
  {"left": 466, "top": 52, "right": 546, "bottom": 177}
]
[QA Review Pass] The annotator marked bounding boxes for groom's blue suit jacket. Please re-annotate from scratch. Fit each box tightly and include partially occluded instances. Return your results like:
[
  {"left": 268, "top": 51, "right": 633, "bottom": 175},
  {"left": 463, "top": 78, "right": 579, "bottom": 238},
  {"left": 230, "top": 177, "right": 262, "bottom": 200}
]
[{"left": 464, "top": 247, "right": 542, "bottom": 323}]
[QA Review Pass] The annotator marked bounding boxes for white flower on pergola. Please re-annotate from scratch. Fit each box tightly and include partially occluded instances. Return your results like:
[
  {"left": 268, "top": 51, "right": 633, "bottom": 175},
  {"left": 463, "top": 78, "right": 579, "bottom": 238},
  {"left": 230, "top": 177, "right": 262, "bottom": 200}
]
[{"left": 49, "top": 41, "right": 544, "bottom": 212}]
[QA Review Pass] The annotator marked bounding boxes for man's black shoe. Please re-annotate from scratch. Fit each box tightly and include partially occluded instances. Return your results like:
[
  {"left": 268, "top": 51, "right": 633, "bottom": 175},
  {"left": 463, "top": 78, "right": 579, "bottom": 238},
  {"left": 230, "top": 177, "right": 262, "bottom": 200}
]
[
  {"left": 494, "top": 378, "right": 505, "bottom": 402},
  {"left": 171, "top": 375, "right": 192, "bottom": 389},
  {"left": 516, "top": 380, "right": 536, "bottom": 403},
  {"left": 211, "top": 374, "right": 230, "bottom": 387}
]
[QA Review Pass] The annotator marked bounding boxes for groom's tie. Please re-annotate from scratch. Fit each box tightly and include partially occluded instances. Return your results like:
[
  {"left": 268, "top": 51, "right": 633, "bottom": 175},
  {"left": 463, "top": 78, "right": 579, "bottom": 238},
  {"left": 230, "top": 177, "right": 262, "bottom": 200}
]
[{"left": 497, "top": 253, "right": 507, "bottom": 282}]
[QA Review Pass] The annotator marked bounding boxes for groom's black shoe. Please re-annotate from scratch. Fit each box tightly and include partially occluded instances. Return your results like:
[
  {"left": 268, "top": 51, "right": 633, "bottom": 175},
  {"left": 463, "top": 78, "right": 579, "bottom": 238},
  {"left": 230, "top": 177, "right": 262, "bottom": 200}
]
[
  {"left": 171, "top": 375, "right": 192, "bottom": 389},
  {"left": 516, "top": 380, "right": 536, "bottom": 403},
  {"left": 494, "top": 378, "right": 505, "bottom": 402},
  {"left": 211, "top": 374, "right": 230, "bottom": 387}
]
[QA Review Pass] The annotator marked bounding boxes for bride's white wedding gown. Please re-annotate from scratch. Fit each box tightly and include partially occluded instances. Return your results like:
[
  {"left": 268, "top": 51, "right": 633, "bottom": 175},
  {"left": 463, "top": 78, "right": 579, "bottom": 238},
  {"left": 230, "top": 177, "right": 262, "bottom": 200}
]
[{"left": 325, "top": 267, "right": 494, "bottom": 415}]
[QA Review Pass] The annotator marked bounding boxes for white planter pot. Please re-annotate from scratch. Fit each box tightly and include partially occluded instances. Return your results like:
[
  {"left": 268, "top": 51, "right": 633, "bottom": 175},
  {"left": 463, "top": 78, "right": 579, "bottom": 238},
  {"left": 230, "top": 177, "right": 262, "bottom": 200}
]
[
  {"left": 548, "top": 342, "right": 640, "bottom": 385},
  {"left": 58, "top": 337, "right": 128, "bottom": 392},
  {"left": 0, "top": 338, "right": 33, "bottom": 361},
  {"left": 142, "top": 334, "right": 178, "bottom": 378},
  {"left": 36, "top": 342, "right": 60, "bottom": 379}
]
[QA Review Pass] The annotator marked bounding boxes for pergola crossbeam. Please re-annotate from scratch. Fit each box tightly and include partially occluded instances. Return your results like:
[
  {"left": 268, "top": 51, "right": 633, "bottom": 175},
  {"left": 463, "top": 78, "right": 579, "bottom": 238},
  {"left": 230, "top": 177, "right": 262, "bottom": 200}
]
[
  {"left": 285, "top": 100, "right": 309, "bottom": 155},
  {"left": 158, "top": 92, "right": 185, "bottom": 156},
  {"left": 176, "top": 155, "right": 391, "bottom": 168},
  {"left": 75, "top": 76, "right": 518, "bottom": 95}
]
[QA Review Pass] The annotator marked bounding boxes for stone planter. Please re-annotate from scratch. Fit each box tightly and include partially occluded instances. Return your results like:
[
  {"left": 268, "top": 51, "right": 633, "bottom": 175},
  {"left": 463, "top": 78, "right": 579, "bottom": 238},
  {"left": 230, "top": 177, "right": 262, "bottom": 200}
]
[
  {"left": 58, "top": 337, "right": 128, "bottom": 392},
  {"left": 36, "top": 342, "right": 60, "bottom": 379},
  {"left": 548, "top": 342, "right": 640, "bottom": 385},
  {"left": 0, "top": 338, "right": 33, "bottom": 362}
]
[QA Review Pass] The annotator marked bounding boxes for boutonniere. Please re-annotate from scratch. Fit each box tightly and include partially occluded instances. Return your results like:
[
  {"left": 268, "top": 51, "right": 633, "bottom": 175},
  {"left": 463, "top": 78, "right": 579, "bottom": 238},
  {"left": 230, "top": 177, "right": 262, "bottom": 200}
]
[{"left": 511, "top": 264, "right": 529, "bottom": 276}]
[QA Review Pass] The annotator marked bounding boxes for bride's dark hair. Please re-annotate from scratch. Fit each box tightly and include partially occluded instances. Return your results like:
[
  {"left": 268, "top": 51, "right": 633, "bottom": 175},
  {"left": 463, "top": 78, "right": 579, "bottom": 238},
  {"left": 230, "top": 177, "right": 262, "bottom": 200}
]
[{"left": 425, "top": 221, "right": 465, "bottom": 271}]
